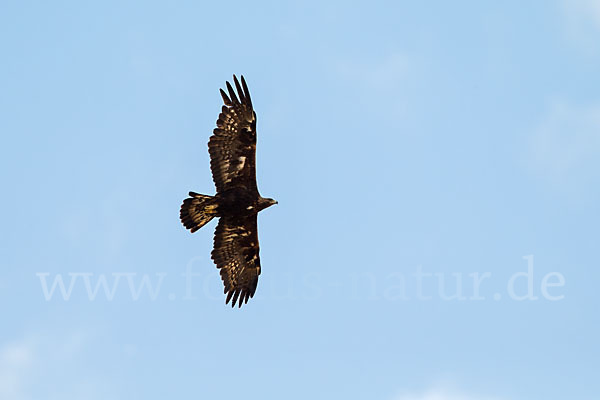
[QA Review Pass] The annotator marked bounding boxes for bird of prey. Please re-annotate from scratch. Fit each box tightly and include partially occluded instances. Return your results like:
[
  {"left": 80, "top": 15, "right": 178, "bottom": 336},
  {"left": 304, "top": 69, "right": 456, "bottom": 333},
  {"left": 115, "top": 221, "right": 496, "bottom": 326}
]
[{"left": 180, "top": 75, "right": 277, "bottom": 308}]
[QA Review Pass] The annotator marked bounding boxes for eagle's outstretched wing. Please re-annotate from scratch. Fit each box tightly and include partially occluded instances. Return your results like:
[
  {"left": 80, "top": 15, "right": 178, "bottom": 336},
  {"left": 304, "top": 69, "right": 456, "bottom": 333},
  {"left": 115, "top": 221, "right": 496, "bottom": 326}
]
[
  {"left": 208, "top": 75, "right": 257, "bottom": 195},
  {"left": 211, "top": 215, "right": 261, "bottom": 308}
]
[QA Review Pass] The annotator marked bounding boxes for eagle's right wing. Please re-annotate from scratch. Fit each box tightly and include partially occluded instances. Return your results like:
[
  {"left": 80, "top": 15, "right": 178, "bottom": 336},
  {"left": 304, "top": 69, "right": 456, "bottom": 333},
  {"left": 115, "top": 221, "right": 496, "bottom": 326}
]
[
  {"left": 208, "top": 75, "right": 258, "bottom": 195},
  {"left": 211, "top": 215, "right": 261, "bottom": 308}
]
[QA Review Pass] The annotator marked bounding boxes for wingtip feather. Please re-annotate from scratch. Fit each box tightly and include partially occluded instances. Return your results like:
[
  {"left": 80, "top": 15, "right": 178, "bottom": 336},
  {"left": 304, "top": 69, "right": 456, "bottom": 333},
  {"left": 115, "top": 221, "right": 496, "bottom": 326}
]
[
  {"left": 240, "top": 75, "right": 252, "bottom": 108},
  {"left": 220, "top": 88, "right": 232, "bottom": 105},
  {"left": 233, "top": 75, "right": 245, "bottom": 104},
  {"left": 226, "top": 81, "right": 238, "bottom": 104}
]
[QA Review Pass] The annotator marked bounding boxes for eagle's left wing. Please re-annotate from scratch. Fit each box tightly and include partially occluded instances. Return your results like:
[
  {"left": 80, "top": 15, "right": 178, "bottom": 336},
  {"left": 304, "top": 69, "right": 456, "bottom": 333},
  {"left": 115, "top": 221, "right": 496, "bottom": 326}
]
[
  {"left": 211, "top": 215, "right": 261, "bottom": 308},
  {"left": 208, "top": 75, "right": 258, "bottom": 195}
]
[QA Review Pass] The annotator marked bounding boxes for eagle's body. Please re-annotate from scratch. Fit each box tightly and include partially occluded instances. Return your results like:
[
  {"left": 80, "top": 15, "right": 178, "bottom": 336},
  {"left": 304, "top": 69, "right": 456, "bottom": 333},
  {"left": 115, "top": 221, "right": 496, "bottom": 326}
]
[
  {"left": 216, "top": 188, "right": 275, "bottom": 216},
  {"left": 180, "top": 75, "right": 276, "bottom": 308}
]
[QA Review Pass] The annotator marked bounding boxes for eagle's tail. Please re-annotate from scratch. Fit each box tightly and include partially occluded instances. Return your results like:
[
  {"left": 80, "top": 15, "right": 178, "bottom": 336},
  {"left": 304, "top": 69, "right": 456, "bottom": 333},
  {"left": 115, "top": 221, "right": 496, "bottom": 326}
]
[{"left": 180, "top": 192, "right": 218, "bottom": 233}]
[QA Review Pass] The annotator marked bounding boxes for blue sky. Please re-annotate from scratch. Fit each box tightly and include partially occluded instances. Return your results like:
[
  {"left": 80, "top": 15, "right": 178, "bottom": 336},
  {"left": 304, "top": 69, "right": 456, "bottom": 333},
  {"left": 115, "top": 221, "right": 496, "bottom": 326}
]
[{"left": 1, "top": 1, "right": 599, "bottom": 399}]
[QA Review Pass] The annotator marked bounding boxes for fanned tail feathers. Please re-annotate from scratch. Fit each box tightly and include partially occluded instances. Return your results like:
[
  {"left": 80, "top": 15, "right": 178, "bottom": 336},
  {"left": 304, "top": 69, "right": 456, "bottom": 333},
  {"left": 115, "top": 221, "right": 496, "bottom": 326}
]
[{"left": 180, "top": 192, "right": 218, "bottom": 233}]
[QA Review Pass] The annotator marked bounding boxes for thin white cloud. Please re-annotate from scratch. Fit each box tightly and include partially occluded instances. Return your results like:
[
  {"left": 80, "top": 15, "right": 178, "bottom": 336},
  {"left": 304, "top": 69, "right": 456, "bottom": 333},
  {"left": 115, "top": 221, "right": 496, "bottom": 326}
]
[
  {"left": 393, "top": 385, "right": 505, "bottom": 400},
  {"left": 529, "top": 100, "right": 600, "bottom": 186},
  {"left": 0, "top": 331, "right": 114, "bottom": 400},
  {"left": 561, "top": 0, "right": 600, "bottom": 51},
  {"left": 564, "top": 0, "right": 600, "bottom": 25},
  {"left": 332, "top": 52, "right": 414, "bottom": 119},
  {"left": 0, "top": 338, "right": 35, "bottom": 400},
  {"left": 336, "top": 52, "right": 410, "bottom": 91}
]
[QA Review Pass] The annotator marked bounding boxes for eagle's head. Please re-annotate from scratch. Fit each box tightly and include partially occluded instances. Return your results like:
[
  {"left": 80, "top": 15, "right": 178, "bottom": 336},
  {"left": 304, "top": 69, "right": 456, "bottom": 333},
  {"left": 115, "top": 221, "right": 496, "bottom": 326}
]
[{"left": 258, "top": 197, "right": 278, "bottom": 211}]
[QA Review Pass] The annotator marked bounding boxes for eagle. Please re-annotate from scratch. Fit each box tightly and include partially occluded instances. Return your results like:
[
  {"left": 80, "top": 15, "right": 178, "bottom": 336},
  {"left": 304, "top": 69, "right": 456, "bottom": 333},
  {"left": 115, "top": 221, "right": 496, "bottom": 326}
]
[{"left": 180, "top": 75, "right": 277, "bottom": 308}]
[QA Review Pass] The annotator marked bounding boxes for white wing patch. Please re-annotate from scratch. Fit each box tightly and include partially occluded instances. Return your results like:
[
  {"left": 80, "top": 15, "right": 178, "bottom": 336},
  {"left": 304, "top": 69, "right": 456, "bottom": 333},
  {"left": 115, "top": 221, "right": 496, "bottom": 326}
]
[{"left": 236, "top": 156, "right": 246, "bottom": 171}]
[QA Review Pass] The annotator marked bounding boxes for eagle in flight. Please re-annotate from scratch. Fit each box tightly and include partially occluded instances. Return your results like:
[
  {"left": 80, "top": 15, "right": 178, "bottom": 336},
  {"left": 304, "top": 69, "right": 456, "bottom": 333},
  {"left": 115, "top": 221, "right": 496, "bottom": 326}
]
[{"left": 180, "top": 75, "right": 277, "bottom": 308}]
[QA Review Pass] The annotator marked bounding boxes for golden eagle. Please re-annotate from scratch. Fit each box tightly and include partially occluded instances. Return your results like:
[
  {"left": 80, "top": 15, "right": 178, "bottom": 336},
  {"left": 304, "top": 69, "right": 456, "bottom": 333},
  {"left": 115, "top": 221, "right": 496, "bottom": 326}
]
[{"left": 180, "top": 75, "right": 277, "bottom": 308}]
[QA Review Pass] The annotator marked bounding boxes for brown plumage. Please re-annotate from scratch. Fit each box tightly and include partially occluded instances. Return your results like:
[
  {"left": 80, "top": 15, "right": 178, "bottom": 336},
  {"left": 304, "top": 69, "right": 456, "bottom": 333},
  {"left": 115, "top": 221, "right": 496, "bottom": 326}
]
[{"left": 180, "top": 75, "right": 277, "bottom": 308}]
